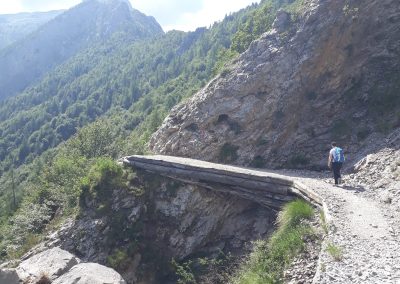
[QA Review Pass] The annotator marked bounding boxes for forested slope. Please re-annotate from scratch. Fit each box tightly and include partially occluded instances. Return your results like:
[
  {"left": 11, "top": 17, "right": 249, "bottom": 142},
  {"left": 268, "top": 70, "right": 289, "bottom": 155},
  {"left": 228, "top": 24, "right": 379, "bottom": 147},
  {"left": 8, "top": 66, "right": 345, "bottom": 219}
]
[
  {"left": 0, "top": 0, "right": 297, "bottom": 260},
  {"left": 0, "top": 10, "right": 63, "bottom": 50},
  {"left": 0, "top": 0, "right": 162, "bottom": 101}
]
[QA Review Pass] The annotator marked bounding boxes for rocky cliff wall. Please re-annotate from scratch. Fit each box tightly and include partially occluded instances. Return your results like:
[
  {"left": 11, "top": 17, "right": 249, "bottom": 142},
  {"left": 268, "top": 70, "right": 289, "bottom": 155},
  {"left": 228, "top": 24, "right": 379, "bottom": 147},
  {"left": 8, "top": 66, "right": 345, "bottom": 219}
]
[
  {"left": 54, "top": 170, "right": 276, "bottom": 283},
  {"left": 150, "top": 0, "right": 400, "bottom": 170}
]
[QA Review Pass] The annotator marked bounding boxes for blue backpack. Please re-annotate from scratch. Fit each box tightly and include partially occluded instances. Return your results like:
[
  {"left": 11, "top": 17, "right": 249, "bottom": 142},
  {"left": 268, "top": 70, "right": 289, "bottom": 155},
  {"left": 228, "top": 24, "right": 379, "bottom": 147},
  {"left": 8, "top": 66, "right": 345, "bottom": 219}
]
[{"left": 333, "top": 147, "right": 345, "bottom": 163}]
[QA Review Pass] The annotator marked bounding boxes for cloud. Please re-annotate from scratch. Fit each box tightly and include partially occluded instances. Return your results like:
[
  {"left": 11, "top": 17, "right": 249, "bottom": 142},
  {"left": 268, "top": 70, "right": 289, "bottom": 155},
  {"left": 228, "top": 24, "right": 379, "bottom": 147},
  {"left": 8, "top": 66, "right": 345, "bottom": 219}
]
[
  {"left": 131, "top": 0, "right": 203, "bottom": 27},
  {"left": 19, "top": 0, "right": 81, "bottom": 11},
  {"left": 0, "top": 1, "right": 24, "bottom": 14},
  {"left": 162, "top": 0, "right": 261, "bottom": 31},
  {"left": 0, "top": 0, "right": 81, "bottom": 13}
]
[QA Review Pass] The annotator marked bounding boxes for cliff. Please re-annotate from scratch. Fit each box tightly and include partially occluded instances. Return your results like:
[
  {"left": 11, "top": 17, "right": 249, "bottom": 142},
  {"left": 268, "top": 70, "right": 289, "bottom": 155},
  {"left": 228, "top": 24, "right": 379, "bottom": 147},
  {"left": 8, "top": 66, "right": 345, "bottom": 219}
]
[{"left": 150, "top": 0, "right": 400, "bottom": 170}]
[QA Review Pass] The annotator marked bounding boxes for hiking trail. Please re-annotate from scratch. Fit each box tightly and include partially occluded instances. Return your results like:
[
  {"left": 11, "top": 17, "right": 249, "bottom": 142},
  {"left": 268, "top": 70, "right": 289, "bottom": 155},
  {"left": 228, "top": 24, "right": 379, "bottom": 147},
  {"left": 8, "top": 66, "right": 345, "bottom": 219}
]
[
  {"left": 283, "top": 171, "right": 400, "bottom": 284},
  {"left": 122, "top": 155, "right": 400, "bottom": 284}
]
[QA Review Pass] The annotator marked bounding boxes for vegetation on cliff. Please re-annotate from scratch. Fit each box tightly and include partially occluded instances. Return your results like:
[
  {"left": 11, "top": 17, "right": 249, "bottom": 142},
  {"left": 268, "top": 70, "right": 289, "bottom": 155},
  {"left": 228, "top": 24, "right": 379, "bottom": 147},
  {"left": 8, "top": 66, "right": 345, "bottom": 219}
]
[
  {"left": 0, "top": 0, "right": 304, "bottom": 261},
  {"left": 233, "top": 200, "right": 315, "bottom": 283}
]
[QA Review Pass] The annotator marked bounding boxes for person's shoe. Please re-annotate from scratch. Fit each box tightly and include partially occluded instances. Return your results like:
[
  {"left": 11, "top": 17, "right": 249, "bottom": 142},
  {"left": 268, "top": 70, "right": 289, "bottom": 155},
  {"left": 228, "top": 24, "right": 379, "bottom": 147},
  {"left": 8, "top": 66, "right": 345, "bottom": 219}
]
[{"left": 338, "top": 178, "right": 342, "bottom": 185}]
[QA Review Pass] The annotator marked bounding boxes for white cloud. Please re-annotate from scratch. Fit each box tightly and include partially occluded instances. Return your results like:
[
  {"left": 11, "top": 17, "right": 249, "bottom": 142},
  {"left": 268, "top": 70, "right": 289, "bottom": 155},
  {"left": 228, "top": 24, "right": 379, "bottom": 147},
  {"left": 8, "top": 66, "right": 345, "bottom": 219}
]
[
  {"left": 163, "top": 0, "right": 261, "bottom": 31},
  {"left": 0, "top": 1, "right": 24, "bottom": 14},
  {"left": 0, "top": 0, "right": 82, "bottom": 13},
  {"left": 19, "top": 0, "right": 82, "bottom": 11}
]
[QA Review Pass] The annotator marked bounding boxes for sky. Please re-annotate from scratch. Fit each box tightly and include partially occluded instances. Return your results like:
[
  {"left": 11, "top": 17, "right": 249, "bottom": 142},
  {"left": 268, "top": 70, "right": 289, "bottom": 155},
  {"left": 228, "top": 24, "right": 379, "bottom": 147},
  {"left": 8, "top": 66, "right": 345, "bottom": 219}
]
[{"left": 0, "top": 0, "right": 261, "bottom": 31}]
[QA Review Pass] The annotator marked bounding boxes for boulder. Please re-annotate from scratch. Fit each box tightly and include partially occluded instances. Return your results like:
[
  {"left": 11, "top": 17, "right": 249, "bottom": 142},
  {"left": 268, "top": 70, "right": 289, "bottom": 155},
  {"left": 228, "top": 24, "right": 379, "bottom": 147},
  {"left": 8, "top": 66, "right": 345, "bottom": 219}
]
[
  {"left": 52, "top": 263, "right": 126, "bottom": 284},
  {"left": 0, "top": 269, "right": 20, "bottom": 284},
  {"left": 16, "top": 247, "right": 79, "bottom": 282}
]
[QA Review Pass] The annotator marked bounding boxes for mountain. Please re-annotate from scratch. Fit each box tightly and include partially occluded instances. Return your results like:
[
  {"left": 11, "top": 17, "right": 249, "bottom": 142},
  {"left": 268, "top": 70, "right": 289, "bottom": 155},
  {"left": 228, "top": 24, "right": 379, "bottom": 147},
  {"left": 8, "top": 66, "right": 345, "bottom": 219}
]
[
  {"left": 1, "top": 0, "right": 400, "bottom": 282},
  {"left": 0, "top": 0, "right": 275, "bottom": 175},
  {"left": 150, "top": 0, "right": 400, "bottom": 170},
  {"left": 0, "top": 10, "right": 63, "bottom": 50},
  {"left": 0, "top": 0, "right": 163, "bottom": 101},
  {"left": 0, "top": 0, "right": 285, "bottom": 247}
]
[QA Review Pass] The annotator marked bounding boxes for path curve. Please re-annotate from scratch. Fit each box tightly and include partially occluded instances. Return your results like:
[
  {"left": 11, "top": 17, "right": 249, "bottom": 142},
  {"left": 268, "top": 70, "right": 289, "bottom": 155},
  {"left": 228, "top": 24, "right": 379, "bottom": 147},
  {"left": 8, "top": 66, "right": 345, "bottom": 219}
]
[
  {"left": 282, "top": 172, "right": 400, "bottom": 284},
  {"left": 122, "top": 155, "right": 400, "bottom": 283}
]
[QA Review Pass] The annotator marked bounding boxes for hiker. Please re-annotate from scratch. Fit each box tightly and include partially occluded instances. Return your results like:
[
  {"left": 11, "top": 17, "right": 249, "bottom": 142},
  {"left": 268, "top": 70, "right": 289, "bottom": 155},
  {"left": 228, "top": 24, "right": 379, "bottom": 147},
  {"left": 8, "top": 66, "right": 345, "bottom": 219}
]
[{"left": 328, "top": 142, "right": 345, "bottom": 185}]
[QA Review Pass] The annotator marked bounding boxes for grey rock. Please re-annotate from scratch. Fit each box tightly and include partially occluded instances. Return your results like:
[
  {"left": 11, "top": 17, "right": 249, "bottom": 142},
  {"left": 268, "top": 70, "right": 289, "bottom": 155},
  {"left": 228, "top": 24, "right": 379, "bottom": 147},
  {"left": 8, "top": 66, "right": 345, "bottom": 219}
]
[
  {"left": 272, "top": 9, "right": 291, "bottom": 32},
  {"left": 149, "top": 0, "right": 400, "bottom": 170},
  {"left": 52, "top": 263, "right": 126, "bottom": 284},
  {"left": 16, "top": 247, "right": 80, "bottom": 282},
  {"left": 0, "top": 269, "right": 20, "bottom": 284}
]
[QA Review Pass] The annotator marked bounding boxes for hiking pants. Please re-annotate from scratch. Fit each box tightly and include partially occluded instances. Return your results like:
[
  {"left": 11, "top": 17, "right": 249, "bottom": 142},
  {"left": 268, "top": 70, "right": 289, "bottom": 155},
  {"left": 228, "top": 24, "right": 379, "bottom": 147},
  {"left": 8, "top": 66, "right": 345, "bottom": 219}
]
[{"left": 332, "top": 162, "right": 343, "bottom": 185}]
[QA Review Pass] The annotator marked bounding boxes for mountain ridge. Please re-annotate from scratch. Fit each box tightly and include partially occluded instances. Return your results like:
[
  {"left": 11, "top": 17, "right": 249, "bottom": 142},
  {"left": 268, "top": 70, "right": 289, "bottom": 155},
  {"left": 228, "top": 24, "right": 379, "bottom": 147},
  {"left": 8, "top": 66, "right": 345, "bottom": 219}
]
[
  {"left": 0, "top": 0, "right": 163, "bottom": 101},
  {"left": 0, "top": 10, "right": 63, "bottom": 51}
]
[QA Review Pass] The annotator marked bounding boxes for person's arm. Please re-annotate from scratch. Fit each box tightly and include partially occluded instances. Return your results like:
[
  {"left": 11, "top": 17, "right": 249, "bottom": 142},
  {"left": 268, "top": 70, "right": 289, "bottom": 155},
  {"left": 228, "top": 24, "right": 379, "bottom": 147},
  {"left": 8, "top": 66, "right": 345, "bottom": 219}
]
[{"left": 328, "top": 151, "right": 332, "bottom": 168}]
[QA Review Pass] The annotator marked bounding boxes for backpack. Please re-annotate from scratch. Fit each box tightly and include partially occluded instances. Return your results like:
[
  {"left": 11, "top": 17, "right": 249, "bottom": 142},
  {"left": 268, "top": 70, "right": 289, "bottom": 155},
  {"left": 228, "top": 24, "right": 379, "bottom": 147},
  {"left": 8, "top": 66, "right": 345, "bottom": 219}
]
[{"left": 333, "top": 147, "right": 345, "bottom": 163}]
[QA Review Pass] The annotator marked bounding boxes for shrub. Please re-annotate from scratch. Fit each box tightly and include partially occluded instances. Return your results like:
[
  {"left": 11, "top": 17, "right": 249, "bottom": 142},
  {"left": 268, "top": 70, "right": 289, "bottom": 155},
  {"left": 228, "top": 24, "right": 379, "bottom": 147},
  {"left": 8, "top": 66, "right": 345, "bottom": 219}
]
[
  {"left": 80, "top": 158, "right": 124, "bottom": 212},
  {"left": 82, "top": 158, "right": 123, "bottom": 196},
  {"left": 250, "top": 156, "right": 266, "bottom": 168},
  {"left": 107, "top": 249, "right": 130, "bottom": 271},
  {"left": 219, "top": 143, "right": 239, "bottom": 164},
  {"left": 172, "top": 259, "right": 197, "bottom": 284}
]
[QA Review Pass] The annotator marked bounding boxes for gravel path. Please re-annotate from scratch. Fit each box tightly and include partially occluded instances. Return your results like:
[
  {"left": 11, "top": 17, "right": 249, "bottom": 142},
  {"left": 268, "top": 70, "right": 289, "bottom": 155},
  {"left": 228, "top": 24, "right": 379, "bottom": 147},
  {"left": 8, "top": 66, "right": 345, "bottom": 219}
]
[{"left": 284, "top": 172, "right": 400, "bottom": 284}]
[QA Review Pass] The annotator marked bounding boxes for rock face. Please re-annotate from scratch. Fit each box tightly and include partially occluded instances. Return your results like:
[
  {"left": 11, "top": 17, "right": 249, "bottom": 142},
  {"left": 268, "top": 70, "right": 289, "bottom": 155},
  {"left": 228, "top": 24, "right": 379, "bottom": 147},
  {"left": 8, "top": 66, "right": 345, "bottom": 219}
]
[
  {"left": 55, "top": 170, "right": 275, "bottom": 283},
  {"left": 53, "top": 263, "right": 126, "bottom": 284},
  {"left": 150, "top": 0, "right": 400, "bottom": 170},
  {"left": 0, "top": 247, "right": 125, "bottom": 284},
  {"left": 346, "top": 128, "right": 400, "bottom": 211},
  {"left": 0, "top": 269, "right": 20, "bottom": 284},
  {"left": 16, "top": 247, "right": 79, "bottom": 282}
]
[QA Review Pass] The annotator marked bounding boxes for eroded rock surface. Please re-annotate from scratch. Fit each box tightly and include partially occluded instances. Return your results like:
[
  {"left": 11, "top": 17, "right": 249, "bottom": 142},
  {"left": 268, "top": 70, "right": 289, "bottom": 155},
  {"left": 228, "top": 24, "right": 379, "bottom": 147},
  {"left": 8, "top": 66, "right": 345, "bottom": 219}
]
[
  {"left": 0, "top": 247, "right": 125, "bottom": 284},
  {"left": 53, "top": 263, "right": 126, "bottom": 284},
  {"left": 56, "top": 170, "right": 276, "bottom": 283},
  {"left": 150, "top": 0, "right": 400, "bottom": 170},
  {"left": 16, "top": 247, "right": 79, "bottom": 282}
]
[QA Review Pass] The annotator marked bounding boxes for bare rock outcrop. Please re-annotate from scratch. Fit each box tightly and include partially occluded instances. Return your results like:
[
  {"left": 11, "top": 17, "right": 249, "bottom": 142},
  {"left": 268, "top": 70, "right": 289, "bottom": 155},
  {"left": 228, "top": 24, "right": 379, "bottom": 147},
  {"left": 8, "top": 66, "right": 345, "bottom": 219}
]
[
  {"left": 54, "top": 170, "right": 276, "bottom": 283},
  {"left": 0, "top": 247, "right": 125, "bottom": 284},
  {"left": 150, "top": 0, "right": 400, "bottom": 170},
  {"left": 53, "top": 263, "right": 126, "bottom": 284}
]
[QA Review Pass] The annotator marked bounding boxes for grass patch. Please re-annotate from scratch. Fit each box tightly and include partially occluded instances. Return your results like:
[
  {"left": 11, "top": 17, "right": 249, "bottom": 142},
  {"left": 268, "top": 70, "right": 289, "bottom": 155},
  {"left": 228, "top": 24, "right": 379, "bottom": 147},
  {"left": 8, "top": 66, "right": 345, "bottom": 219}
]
[
  {"left": 107, "top": 249, "right": 130, "bottom": 271},
  {"left": 319, "top": 211, "right": 329, "bottom": 235},
  {"left": 326, "top": 242, "right": 343, "bottom": 261},
  {"left": 232, "top": 199, "right": 315, "bottom": 284}
]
